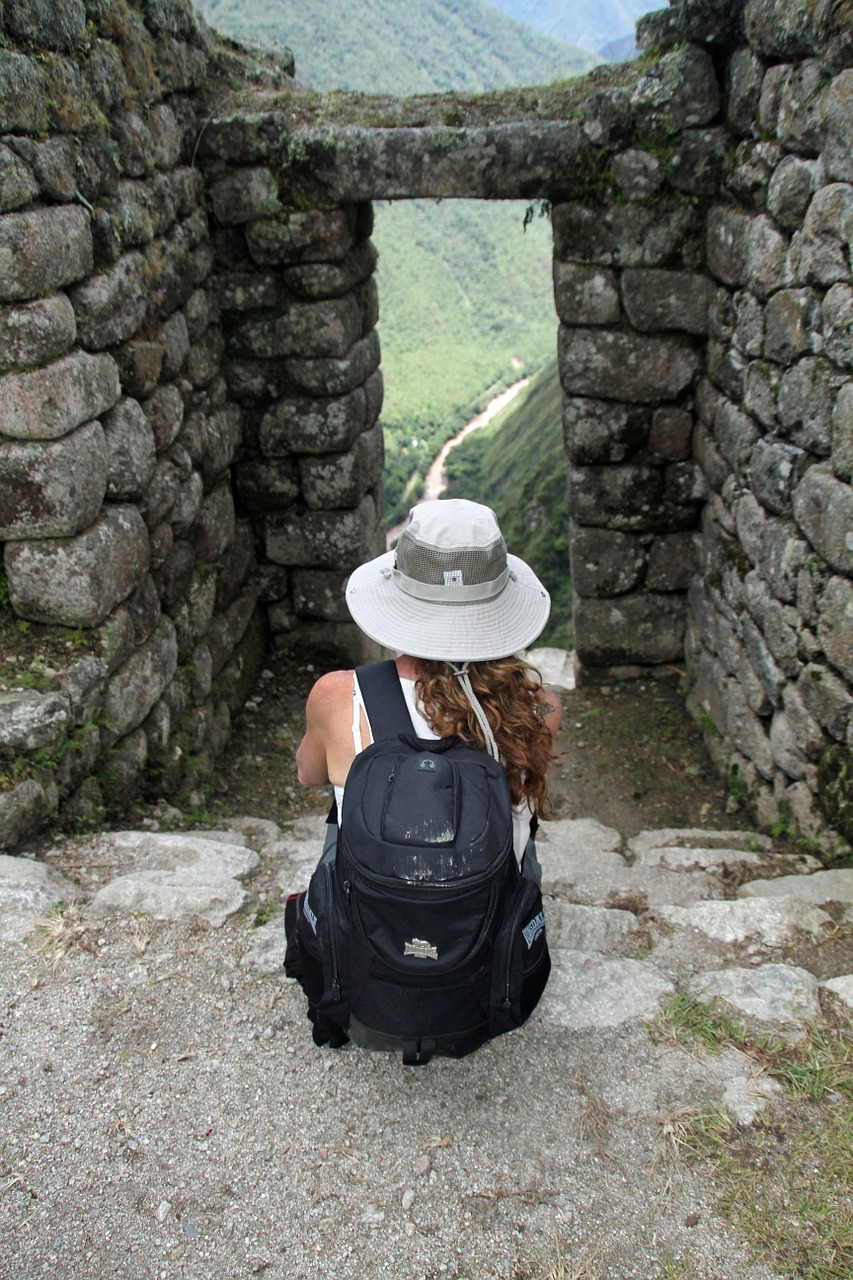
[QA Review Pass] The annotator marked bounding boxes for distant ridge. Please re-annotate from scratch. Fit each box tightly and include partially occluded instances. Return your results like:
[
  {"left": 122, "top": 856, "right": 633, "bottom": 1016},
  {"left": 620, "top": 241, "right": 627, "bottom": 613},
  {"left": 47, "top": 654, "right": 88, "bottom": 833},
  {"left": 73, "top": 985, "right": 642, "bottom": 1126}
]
[
  {"left": 196, "top": 0, "right": 597, "bottom": 94},
  {"left": 484, "top": 0, "right": 660, "bottom": 60}
]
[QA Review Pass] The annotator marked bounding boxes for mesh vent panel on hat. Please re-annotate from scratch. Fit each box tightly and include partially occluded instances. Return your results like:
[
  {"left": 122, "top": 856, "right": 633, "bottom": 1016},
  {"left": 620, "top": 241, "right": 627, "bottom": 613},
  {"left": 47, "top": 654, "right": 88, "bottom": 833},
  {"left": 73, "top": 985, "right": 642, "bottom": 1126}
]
[{"left": 396, "top": 531, "right": 507, "bottom": 588}]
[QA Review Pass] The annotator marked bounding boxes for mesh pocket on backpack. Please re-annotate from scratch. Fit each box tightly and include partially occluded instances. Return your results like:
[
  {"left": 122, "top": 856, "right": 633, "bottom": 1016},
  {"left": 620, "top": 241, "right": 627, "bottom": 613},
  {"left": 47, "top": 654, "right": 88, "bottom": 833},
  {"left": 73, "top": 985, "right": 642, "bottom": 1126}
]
[{"left": 351, "top": 971, "right": 489, "bottom": 1039}]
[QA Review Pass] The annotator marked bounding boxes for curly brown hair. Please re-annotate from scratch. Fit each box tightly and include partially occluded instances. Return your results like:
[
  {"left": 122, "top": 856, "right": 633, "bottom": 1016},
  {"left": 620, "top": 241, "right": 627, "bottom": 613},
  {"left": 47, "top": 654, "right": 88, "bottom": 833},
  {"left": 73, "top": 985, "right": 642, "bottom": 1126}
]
[{"left": 414, "top": 657, "right": 559, "bottom": 815}]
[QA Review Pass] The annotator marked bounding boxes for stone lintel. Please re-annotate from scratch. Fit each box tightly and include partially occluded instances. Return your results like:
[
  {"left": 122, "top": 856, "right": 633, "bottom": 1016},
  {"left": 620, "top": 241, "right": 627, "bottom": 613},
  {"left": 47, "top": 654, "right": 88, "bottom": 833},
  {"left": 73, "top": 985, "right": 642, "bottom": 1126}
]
[{"left": 286, "top": 121, "right": 585, "bottom": 201}]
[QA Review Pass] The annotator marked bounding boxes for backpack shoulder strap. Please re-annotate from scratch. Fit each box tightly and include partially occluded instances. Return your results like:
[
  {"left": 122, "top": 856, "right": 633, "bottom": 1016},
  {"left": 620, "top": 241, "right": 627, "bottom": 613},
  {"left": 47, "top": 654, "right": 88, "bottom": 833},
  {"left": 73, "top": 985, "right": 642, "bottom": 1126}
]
[{"left": 355, "top": 660, "right": 413, "bottom": 742}]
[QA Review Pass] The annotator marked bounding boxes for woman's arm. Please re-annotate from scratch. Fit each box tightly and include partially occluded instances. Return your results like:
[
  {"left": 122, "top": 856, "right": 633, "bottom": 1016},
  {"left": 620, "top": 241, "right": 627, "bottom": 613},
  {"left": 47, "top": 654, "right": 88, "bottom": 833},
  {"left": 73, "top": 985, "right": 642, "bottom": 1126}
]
[{"left": 295, "top": 669, "right": 357, "bottom": 787}]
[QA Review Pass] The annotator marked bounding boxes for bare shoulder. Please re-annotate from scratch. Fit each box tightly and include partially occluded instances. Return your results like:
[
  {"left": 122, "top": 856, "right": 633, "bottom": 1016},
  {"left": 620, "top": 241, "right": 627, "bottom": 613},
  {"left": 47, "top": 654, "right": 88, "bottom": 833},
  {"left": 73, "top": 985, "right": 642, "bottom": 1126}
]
[{"left": 305, "top": 668, "right": 354, "bottom": 720}]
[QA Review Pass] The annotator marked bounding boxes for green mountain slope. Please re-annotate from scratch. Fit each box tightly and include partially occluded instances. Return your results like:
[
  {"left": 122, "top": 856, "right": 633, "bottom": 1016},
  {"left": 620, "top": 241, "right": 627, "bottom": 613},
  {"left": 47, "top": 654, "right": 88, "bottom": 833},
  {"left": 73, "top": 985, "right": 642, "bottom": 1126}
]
[
  {"left": 485, "top": 0, "right": 660, "bottom": 57},
  {"left": 197, "top": 0, "right": 581, "bottom": 526},
  {"left": 444, "top": 358, "right": 571, "bottom": 648},
  {"left": 197, "top": 0, "right": 597, "bottom": 94},
  {"left": 377, "top": 198, "right": 556, "bottom": 526}
]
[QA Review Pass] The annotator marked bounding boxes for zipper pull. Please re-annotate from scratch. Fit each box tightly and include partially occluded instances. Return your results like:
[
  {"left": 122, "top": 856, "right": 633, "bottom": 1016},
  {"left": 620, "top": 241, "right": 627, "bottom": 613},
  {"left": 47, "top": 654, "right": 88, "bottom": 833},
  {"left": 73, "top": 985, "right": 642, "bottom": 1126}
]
[{"left": 343, "top": 880, "right": 351, "bottom": 897}]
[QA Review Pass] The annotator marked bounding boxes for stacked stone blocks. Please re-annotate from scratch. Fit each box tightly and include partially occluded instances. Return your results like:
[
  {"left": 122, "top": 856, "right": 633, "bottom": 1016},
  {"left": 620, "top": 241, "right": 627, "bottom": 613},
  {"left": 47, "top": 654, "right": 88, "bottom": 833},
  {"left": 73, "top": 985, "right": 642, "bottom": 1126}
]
[
  {"left": 670, "top": 0, "right": 853, "bottom": 849},
  {"left": 197, "top": 117, "right": 385, "bottom": 656},
  {"left": 0, "top": 0, "right": 263, "bottom": 844}
]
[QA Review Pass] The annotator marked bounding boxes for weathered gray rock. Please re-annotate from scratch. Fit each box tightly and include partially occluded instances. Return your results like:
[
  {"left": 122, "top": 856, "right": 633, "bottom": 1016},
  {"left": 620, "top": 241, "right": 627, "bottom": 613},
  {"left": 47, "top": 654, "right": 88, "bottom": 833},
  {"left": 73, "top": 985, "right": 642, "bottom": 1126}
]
[
  {"left": 240, "top": 914, "right": 286, "bottom": 973},
  {"left": 569, "top": 526, "right": 647, "bottom": 598},
  {"left": 764, "top": 288, "right": 821, "bottom": 362},
  {"left": 286, "top": 330, "right": 381, "bottom": 398},
  {"left": 750, "top": 438, "right": 809, "bottom": 515},
  {"left": 0, "top": 690, "right": 70, "bottom": 753},
  {"left": 5, "top": 0, "right": 88, "bottom": 49},
  {"left": 0, "top": 49, "right": 49, "bottom": 134},
  {"left": 834, "top": 383, "right": 853, "bottom": 481},
  {"left": 0, "top": 142, "right": 39, "bottom": 213},
  {"left": 726, "top": 47, "right": 764, "bottom": 136},
  {"left": 69, "top": 252, "right": 147, "bottom": 350},
  {"left": 822, "top": 974, "right": 853, "bottom": 1011},
  {"left": 621, "top": 270, "right": 711, "bottom": 335},
  {"left": 0, "top": 854, "right": 78, "bottom": 942},
  {"left": 170, "top": 568, "right": 217, "bottom": 659},
  {"left": 543, "top": 953, "right": 673, "bottom": 1030},
  {"left": 0, "top": 206, "right": 92, "bottom": 302},
  {"left": 539, "top": 817, "right": 718, "bottom": 908},
  {"left": 143, "top": 383, "right": 185, "bottom": 452},
  {"left": 0, "top": 350, "right": 120, "bottom": 445},
  {"left": 553, "top": 262, "right": 620, "bottom": 326},
  {"left": 283, "top": 241, "right": 377, "bottom": 301},
  {"left": 55, "top": 654, "right": 109, "bottom": 728},
  {"left": 821, "top": 70, "right": 853, "bottom": 182},
  {"left": 290, "top": 121, "right": 584, "bottom": 202},
  {"left": 793, "top": 463, "right": 853, "bottom": 577},
  {"left": 264, "top": 495, "right": 377, "bottom": 569},
  {"left": 574, "top": 593, "right": 688, "bottom": 669},
  {"left": 563, "top": 397, "right": 647, "bottom": 466},
  {"left": 552, "top": 201, "right": 695, "bottom": 269},
  {"left": 5, "top": 504, "right": 149, "bottom": 627},
  {"left": 191, "top": 483, "right": 236, "bottom": 561},
  {"left": 0, "top": 779, "right": 57, "bottom": 852},
  {"left": 652, "top": 898, "right": 832, "bottom": 949},
  {"left": 767, "top": 155, "right": 817, "bottom": 231},
  {"left": 0, "top": 293, "right": 76, "bottom": 372},
  {"left": 545, "top": 900, "right": 641, "bottom": 954},
  {"left": 795, "top": 184, "right": 853, "bottom": 287},
  {"left": 209, "top": 167, "right": 281, "bottom": 226},
  {"left": 245, "top": 209, "right": 355, "bottom": 266},
  {"left": 292, "top": 569, "right": 350, "bottom": 622},
  {"left": 0, "top": 351, "right": 120, "bottom": 441},
  {"left": 691, "top": 963, "right": 821, "bottom": 1037},
  {"left": 89, "top": 869, "right": 254, "bottom": 927},
  {"left": 822, "top": 283, "right": 853, "bottom": 369},
  {"left": 230, "top": 296, "right": 362, "bottom": 360},
  {"left": 300, "top": 422, "right": 383, "bottom": 509},
  {"left": 0, "top": 420, "right": 107, "bottom": 539},
  {"left": 558, "top": 328, "right": 699, "bottom": 403},
  {"left": 102, "top": 617, "right": 178, "bottom": 742},
  {"left": 260, "top": 387, "right": 367, "bottom": 456},
  {"left": 739, "top": 868, "right": 853, "bottom": 907},
  {"left": 158, "top": 312, "right": 191, "bottom": 379},
  {"left": 630, "top": 46, "right": 721, "bottom": 136},
  {"left": 102, "top": 397, "right": 157, "bottom": 500},
  {"left": 744, "top": 0, "right": 817, "bottom": 58},
  {"left": 779, "top": 357, "right": 844, "bottom": 455}
]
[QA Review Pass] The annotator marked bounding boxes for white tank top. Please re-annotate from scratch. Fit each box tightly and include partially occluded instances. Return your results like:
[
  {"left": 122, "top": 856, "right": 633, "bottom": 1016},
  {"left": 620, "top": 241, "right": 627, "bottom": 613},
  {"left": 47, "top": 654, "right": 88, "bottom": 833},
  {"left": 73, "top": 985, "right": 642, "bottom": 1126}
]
[{"left": 334, "top": 672, "right": 532, "bottom": 862}]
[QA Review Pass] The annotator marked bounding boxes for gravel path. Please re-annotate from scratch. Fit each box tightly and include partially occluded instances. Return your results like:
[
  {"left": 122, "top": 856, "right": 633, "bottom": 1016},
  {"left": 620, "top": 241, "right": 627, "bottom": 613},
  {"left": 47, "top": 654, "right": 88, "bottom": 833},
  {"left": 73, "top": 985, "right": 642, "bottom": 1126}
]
[{"left": 5, "top": 809, "right": 838, "bottom": 1280}]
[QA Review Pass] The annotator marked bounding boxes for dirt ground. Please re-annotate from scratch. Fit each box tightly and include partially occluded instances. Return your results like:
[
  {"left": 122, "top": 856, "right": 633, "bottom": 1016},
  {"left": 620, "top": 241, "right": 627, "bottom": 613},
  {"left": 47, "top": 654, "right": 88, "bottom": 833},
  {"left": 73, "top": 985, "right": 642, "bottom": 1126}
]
[{"left": 199, "top": 644, "right": 746, "bottom": 844}]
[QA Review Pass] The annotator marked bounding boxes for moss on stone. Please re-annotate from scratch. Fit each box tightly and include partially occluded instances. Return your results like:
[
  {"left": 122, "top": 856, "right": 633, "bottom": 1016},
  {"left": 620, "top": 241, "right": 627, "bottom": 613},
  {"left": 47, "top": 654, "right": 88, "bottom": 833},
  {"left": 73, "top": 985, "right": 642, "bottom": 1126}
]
[{"left": 818, "top": 744, "right": 853, "bottom": 848}]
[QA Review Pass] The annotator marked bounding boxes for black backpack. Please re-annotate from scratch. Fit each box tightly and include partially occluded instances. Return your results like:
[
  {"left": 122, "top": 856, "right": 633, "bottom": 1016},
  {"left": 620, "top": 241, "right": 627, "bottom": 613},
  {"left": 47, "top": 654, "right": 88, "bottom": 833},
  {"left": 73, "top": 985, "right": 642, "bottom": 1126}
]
[{"left": 284, "top": 659, "right": 550, "bottom": 1065}]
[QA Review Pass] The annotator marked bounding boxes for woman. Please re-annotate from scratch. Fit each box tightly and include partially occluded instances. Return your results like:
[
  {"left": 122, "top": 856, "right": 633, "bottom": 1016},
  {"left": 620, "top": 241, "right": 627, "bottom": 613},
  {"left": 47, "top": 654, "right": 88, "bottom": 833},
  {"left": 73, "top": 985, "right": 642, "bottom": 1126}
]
[{"left": 295, "top": 498, "right": 562, "bottom": 878}]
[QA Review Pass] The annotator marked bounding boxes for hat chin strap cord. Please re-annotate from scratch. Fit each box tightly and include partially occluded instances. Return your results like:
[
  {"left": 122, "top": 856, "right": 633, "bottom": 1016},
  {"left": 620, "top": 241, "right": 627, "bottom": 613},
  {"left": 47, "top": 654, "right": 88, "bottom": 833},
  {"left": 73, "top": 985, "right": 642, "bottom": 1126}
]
[{"left": 448, "top": 662, "right": 501, "bottom": 762}]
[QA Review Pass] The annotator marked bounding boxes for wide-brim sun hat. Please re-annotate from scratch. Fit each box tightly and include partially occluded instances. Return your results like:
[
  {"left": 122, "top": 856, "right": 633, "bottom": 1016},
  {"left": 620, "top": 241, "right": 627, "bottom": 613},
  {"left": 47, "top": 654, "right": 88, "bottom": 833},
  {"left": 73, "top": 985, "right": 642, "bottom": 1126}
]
[{"left": 345, "top": 499, "right": 551, "bottom": 661}]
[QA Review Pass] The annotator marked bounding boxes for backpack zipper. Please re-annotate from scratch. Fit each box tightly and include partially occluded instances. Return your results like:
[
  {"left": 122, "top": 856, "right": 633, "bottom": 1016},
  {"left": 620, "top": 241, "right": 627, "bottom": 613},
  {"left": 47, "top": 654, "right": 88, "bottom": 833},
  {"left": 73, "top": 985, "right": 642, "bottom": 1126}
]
[
  {"left": 323, "top": 861, "right": 342, "bottom": 1001},
  {"left": 503, "top": 887, "right": 535, "bottom": 1011},
  {"left": 341, "top": 835, "right": 514, "bottom": 894}
]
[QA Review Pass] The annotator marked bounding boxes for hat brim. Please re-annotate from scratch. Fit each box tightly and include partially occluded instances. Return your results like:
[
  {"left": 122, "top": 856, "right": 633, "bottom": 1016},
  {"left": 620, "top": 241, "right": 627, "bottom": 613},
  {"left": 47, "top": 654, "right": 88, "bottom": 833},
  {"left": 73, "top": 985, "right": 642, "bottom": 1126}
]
[{"left": 345, "top": 549, "right": 551, "bottom": 661}]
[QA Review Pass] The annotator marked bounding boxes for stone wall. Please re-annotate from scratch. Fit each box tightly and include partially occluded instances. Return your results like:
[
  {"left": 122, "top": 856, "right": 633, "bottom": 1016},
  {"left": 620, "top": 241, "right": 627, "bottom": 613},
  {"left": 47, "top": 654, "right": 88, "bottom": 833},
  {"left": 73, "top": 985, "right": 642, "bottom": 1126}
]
[
  {"left": 671, "top": 0, "right": 853, "bottom": 853},
  {"left": 0, "top": 0, "right": 274, "bottom": 845},
  {"left": 1, "top": 0, "right": 852, "bottom": 855}
]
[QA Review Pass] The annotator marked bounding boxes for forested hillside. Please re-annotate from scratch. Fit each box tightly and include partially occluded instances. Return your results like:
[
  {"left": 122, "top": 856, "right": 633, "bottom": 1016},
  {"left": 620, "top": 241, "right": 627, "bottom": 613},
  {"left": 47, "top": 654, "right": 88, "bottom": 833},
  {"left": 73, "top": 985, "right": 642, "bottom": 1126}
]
[
  {"left": 197, "top": 0, "right": 595, "bottom": 94},
  {"left": 196, "top": 0, "right": 592, "bottom": 524},
  {"left": 444, "top": 359, "right": 571, "bottom": 648},
  {"left": 486, "top": 0, "right": 660, "bottom": 58}
]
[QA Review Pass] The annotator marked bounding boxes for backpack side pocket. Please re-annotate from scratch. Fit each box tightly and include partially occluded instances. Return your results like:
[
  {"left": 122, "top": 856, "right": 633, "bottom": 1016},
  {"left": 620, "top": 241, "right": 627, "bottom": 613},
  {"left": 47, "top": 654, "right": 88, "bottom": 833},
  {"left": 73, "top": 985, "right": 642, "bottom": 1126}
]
[{"left": 489, "top": 876, "right": 551, "bottom": 1038}]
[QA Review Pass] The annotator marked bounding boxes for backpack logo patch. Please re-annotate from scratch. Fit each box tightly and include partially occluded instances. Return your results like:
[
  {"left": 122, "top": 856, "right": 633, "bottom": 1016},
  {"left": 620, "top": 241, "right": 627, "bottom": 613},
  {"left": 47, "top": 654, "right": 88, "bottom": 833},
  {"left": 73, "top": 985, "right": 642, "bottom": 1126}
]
[
  {"left": 522, "top": 911, "right": 545, "bottom": 950},
  {"left": 404, "top": 937, "right": 439, "bottom": 960}
]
